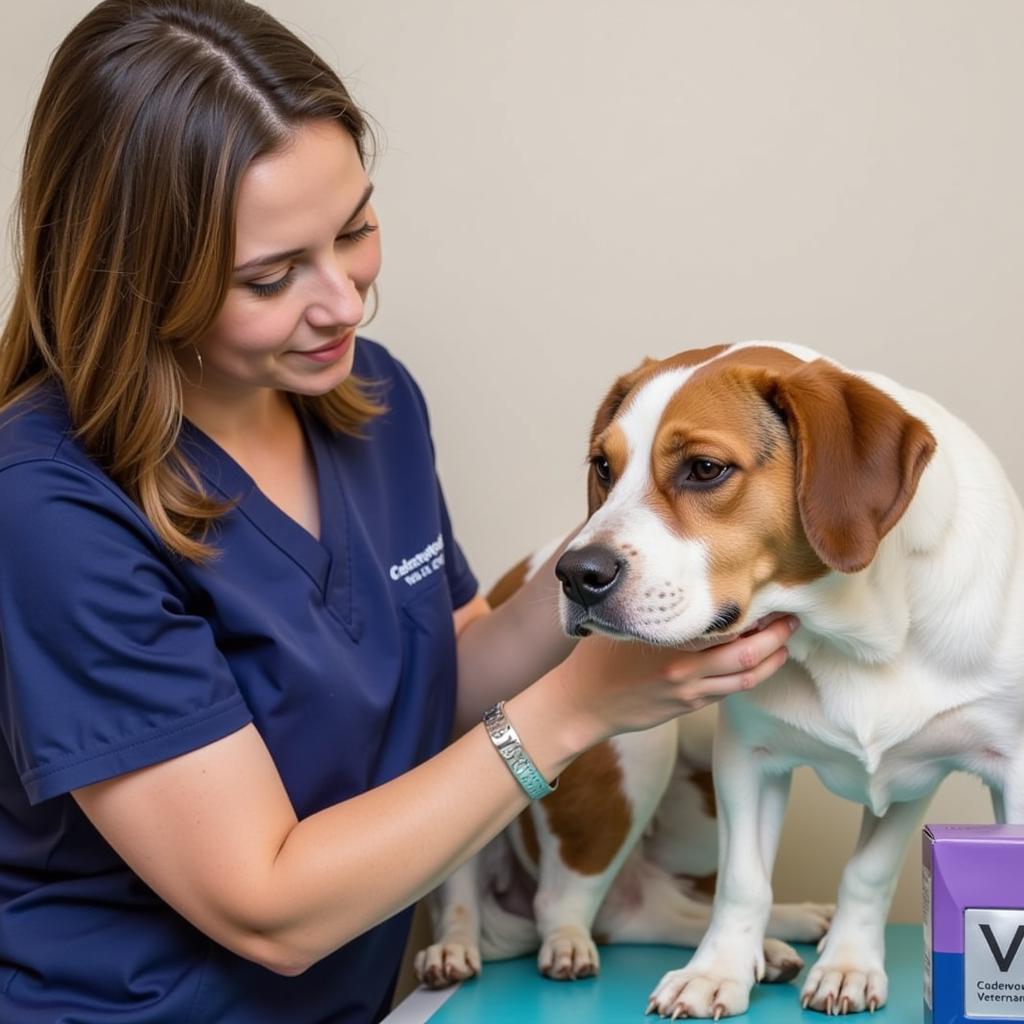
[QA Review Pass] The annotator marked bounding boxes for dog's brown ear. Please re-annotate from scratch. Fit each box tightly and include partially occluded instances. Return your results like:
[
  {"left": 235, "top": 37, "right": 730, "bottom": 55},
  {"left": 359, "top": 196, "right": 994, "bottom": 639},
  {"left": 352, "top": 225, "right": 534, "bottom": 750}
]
[
  {"left": 763, "top": 359, "right": 937, "bottom": 573},
  {"left": 587, "top": 358, "right": 656, "bottom": 515}
]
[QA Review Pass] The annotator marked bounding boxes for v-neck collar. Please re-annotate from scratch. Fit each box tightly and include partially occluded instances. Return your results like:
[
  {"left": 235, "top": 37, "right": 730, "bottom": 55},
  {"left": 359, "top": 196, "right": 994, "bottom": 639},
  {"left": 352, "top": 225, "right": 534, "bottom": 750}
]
[{"left": 177, "top": 408, "right": 350, "bottom": 616}]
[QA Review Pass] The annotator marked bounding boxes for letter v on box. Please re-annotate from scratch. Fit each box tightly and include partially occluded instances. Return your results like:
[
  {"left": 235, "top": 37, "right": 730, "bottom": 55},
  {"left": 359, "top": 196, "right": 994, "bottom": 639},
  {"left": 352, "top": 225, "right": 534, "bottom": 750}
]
[{"left": 925, "top": 825, "right": 1024, "bottom": 1021}]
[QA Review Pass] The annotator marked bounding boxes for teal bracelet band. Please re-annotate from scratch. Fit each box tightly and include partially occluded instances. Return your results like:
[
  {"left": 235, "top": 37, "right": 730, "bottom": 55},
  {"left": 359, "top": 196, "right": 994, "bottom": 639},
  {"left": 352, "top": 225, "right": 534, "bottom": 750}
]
[{"left": 482, "top": 701, "right": 558, "bottom": 800}]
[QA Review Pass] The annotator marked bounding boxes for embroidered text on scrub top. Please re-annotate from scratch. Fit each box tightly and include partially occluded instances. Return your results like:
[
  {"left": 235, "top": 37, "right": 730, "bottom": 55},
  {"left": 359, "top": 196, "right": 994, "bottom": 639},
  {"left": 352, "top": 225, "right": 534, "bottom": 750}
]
[{"left": 389, "top": 533, "right": 445, "bottom": 587}]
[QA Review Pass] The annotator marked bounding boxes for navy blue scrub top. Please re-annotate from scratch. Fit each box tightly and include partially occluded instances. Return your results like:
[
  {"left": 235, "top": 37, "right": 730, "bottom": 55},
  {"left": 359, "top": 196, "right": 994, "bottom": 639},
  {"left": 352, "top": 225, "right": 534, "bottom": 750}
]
[{"left": 0, "top": 338, "right": 478, "bottom": 1023}]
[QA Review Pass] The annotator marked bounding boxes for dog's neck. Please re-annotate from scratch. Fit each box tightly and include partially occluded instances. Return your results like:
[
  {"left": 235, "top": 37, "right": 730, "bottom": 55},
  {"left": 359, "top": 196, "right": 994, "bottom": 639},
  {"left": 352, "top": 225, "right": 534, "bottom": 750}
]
[{"left": 758, "top": 542, "right": 912, "bottom": 666}]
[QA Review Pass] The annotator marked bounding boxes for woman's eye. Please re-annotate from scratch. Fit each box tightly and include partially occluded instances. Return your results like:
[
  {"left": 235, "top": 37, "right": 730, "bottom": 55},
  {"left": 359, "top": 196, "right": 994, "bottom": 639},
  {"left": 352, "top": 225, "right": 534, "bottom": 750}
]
[
  {"left": 247, "top": 270, "right": 294, "bottom": 298},
  {"left": 338, "top": 222, "right": 378, "bottom": 244},
  {"left": 591, "top": 455, "right": 612, "bottom": 484}
]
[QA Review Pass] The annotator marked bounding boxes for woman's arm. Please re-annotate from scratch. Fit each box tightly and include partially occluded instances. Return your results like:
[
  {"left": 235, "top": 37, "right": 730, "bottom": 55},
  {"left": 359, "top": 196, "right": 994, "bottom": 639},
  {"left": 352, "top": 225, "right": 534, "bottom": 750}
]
[
  {"left": 452, "top": 530, "right": 580, "bottom": 732},
  {"left": 72, "top": 617, "right": 794, "bottom": 977}
]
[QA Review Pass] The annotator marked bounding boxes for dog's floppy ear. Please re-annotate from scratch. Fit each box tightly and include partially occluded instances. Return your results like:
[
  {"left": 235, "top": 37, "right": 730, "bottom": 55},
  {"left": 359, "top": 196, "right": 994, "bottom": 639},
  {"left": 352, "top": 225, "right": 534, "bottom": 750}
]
[
  {"left": 761, "top": 359, "right": 936, "bottom": 573},
  {"left": 587, "top": 358, "right": 656, "bottom": 515}
]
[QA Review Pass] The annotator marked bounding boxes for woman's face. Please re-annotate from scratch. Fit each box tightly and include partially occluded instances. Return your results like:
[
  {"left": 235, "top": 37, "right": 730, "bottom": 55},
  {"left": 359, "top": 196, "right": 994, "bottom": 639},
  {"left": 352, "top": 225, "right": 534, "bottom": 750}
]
[{"left": 189, "top": 119, "right": 381, "bottom": 402}]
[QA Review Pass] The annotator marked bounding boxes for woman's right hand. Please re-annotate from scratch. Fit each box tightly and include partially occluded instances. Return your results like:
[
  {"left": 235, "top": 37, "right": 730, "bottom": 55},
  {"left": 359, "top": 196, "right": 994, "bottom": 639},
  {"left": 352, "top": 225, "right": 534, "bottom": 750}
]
[{"left": 553, "top": 615, "right": 798, "bottom": 749}]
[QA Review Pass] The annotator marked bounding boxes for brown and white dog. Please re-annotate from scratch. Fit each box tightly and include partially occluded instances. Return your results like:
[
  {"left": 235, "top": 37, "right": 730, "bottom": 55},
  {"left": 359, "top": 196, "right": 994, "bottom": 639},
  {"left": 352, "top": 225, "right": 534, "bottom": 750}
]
[{"left": 547, "top": 341, "right": 1024, "bottom": 1017}]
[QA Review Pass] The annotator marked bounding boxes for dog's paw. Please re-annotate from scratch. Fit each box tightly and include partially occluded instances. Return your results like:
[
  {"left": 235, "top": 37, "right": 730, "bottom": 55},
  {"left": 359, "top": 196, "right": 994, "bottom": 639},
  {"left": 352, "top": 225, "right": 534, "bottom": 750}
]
[
  {"left": 761, "top": 938, "right": 804, "bottom": 984},
  {"left": 646, "top": 963, "right": 754, "bottom": 1019},
  {"left": 767, "top": 901, "right": 835, "bottom": 943},
  {"left": 537, "top": 925, "right": 600, "bottom": 980},
  {"left": 800, "top": 958, "right": 887, "bottom": 1015},
  {"left": 413, "top": 939, "right": 481, "bottom": 989}
]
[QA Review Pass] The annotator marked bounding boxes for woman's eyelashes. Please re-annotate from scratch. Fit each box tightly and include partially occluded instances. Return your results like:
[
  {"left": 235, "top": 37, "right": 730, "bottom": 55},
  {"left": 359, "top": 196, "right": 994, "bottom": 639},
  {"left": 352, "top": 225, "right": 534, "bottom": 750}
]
[
  {"left": 344, "top": 222, "right": 378, "bottom": 243},
  {"left": 245, "top": 222, "right": 378, "bottom": 298},
  {"left": 247, "top": 271, "right": 295, "bottom": 298}
]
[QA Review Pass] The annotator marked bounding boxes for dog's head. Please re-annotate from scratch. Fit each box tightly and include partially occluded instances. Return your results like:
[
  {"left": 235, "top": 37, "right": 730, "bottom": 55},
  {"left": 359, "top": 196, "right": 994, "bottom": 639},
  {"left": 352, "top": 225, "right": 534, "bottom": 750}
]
[{"left": 557, "top": 343, "right": 936, "bottom": 643}]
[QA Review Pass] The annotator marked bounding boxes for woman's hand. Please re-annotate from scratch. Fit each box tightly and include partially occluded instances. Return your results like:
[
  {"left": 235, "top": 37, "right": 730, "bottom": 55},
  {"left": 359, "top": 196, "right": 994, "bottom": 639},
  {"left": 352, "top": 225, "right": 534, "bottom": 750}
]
[{"left": 553, "top": 615, "right": 798, "bottom": 748}]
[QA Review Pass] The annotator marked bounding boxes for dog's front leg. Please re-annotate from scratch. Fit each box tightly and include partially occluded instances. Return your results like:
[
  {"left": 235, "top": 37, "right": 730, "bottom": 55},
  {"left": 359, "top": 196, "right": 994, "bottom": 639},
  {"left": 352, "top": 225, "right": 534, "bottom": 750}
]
[
  {"left": 414, "top": 854, "right": 483, "bottom": 988},
  {"left": 800, "top": 794, "right": 931, "bottom": 1014},
  {"left": 647, "top": 707, "right": 785, "bottom": 1019}
]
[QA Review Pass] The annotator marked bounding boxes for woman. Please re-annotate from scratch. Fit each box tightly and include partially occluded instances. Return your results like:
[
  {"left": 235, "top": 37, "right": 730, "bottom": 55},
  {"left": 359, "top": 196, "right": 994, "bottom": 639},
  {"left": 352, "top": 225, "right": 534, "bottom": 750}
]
[{"left": 0, "top": 2, "right": 794, "bottom": 1020}]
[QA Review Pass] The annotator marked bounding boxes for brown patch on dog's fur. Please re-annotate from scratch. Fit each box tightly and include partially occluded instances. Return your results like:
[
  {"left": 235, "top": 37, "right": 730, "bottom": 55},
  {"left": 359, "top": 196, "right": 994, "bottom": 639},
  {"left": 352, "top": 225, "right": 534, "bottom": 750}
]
[
  {"left": 486, "top": 557, "right": 530, "bottom": 610},
  {"left": 539, "top": 742, "right": 632, "bottom": 876},
  {"left": 644, "top": 353, "right": 828, "bottom": 617},
  {"left": 762, "top": 359, "right": 936, "bottom": 572},
  {"left": 659, "top": 344, "right": 731, "bottom": 375},
  {"left": 681, "top": 346, "right": 936, "bottom": 573}
]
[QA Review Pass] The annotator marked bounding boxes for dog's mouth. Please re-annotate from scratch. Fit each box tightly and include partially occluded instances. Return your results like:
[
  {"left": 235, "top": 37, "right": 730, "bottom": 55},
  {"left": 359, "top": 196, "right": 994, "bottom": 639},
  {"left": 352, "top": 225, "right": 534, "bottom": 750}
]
[
  {"left": 562, "top": 602, "right": 613, "bottom": 640},
  {"left": 562, "top": 598, "right": 747, "bottom": 646}
]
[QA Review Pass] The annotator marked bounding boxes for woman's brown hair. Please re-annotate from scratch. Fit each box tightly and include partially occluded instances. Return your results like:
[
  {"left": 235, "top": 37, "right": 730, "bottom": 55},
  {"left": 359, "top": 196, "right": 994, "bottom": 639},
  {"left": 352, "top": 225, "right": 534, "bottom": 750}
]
[{"left": 0, "top": 0, "right": 384, "bottom": 561}]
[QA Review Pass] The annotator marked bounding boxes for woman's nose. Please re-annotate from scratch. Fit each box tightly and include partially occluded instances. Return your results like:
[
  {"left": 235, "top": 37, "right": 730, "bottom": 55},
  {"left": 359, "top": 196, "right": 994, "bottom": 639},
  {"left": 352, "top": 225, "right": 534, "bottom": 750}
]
[{"left": 306, "top": 266, "right": 364, "bottom": 329}]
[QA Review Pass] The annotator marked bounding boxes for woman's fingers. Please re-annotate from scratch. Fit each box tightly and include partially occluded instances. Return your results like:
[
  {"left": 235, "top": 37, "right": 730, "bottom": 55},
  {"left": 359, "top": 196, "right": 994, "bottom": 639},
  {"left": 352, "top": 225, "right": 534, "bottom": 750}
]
[
  {"left": 671, "top": 616, "right": 798, "bottom": 686},
  {"left": 680, "top": 643, "right": 790, "bottom": 705}
]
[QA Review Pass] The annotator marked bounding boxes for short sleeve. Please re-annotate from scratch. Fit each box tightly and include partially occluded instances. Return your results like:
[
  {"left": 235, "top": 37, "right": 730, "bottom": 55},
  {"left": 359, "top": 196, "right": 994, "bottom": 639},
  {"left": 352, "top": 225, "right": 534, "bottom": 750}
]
[
  {"left": 0, "top": 459, "right": 252, "bottom": 804},
  {"left": 385, "top": 353, "right": 479, "bottom": 610},
  {"left": 437, "top": 486, "right": 478, "bottom": 610}
]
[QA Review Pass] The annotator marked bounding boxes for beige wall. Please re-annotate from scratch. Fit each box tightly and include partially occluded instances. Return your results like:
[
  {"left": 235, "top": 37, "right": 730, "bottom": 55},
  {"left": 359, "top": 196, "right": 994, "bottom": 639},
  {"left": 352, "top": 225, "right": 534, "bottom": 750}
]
[{"left": 3, "top": 0, "right": 1021, "bottom": 928}]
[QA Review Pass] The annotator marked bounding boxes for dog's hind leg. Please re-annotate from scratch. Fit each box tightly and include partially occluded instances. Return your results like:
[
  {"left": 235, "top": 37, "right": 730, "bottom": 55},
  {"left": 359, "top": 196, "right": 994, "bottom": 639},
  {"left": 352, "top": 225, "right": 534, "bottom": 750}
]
[
  {"left": 593, "top": 852, "right": 712, "bottom": 947},
  {"left": 530, "top": 722, "right": 678, "bottom": 980}
]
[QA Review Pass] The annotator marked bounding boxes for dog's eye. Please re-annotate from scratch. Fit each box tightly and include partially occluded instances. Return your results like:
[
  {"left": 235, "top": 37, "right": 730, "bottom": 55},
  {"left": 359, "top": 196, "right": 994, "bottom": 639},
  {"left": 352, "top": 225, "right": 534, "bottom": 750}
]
[
  {"left": 681, "top": 458, "right": 731, "bottom": 487},
  {"left": 591, "top": 455, "right": 612, "bottom": 484},
  {"left": 692, "top": 459, "right": 724, "bottom": 481}
]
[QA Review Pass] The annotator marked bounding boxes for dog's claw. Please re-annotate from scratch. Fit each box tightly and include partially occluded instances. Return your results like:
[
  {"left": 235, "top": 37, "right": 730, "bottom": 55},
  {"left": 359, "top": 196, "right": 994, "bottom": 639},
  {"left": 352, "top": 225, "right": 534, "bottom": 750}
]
[
  {"left": 801, "top": 995, "right": 811, "bottom": 1010},
  {"left": 868, "top": 998, "right": 878, "bottom": 1013},
  {"left": 713, "top": 1006, "right": 724, "bottom": 1021},
  {"left": 646, "top": 998, "right": 657, "bottom": 1015},
  {"left": 841, "top": 996, "right": 850, "bottom": 1015}
]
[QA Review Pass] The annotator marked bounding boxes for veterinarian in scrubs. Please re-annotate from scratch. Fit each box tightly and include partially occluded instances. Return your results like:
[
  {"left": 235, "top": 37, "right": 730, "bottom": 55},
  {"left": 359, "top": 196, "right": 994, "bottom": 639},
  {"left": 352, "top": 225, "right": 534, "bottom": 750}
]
[{"left": 0, "top": 2, "right": 796, "bottom": 1021}]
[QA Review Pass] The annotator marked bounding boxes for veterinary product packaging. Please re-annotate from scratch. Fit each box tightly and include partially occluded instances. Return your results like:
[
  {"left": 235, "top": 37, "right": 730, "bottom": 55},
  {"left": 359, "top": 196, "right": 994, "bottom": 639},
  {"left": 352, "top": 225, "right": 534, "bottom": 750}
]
[{"left": 924, "top": 824, "right": 1024, "bottom": 1022}]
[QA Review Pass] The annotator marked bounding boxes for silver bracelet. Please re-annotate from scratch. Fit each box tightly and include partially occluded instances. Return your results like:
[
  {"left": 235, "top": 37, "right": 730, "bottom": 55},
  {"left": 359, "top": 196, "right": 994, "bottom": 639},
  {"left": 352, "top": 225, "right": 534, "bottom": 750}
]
[{"left": 482, "top": 701, "right": 558, "bottom": 801}]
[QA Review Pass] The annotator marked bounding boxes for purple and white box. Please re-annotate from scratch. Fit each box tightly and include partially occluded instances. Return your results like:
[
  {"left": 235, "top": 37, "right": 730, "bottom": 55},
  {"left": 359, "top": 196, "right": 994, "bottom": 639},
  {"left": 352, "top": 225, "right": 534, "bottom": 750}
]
[{"left": 925, "top": 824, "right": 1024, "bottom": 1022}]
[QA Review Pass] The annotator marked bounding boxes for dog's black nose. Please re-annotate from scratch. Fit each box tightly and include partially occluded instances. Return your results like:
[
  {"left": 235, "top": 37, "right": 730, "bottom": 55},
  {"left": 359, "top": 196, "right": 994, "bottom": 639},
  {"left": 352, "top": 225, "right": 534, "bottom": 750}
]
[{"left": 555, "top": 544, "right": 624, "bottom": 609}]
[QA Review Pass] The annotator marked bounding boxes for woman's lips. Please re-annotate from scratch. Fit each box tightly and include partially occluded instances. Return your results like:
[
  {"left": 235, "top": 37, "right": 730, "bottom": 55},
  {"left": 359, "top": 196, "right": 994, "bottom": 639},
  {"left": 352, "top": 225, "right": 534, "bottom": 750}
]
[{"left": 294, "top": 330, "right": 354, "bottom": 364}]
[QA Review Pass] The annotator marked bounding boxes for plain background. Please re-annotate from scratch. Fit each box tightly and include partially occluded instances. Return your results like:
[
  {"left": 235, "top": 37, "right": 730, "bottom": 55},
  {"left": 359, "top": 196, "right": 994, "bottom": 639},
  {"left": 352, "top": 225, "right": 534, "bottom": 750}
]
[{"left": 2, "top": 0, "right": 1021, "bottom": 968}]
